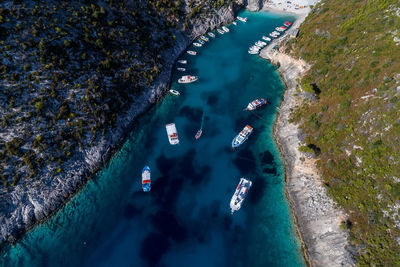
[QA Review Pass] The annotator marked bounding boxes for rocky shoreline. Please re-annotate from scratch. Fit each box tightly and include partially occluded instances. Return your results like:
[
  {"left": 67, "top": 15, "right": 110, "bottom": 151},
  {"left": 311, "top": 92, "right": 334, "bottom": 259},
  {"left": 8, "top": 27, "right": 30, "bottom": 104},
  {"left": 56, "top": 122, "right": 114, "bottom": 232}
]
[{"left": 259, "top": 14, "right": 355, "bottom": 267}]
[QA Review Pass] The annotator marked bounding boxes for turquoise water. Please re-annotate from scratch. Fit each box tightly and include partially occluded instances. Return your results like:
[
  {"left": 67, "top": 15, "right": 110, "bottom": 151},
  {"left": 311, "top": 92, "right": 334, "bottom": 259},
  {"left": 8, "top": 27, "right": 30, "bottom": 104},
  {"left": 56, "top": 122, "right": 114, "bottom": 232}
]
[{"left": 0, "top": 10, "right": 304, "bottom": 267}]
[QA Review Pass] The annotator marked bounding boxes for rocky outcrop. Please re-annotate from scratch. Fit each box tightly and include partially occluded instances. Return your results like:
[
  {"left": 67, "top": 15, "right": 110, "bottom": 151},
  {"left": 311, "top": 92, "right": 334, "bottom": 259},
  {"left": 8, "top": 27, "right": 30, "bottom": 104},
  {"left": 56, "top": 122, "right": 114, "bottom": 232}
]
[
  {"left": 236, "top": 0, "right": 265, "bottom": 11},
  {"left": 260, "top": 17, "right": 355, "bottom": 267},
  {"left": 0, "top": 2, "right": 238, "bottom": 247}
]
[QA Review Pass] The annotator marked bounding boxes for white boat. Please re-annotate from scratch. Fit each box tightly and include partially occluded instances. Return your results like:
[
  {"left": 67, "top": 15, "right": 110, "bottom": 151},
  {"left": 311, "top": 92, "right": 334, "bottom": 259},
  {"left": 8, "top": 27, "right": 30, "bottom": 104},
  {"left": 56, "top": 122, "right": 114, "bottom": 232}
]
[
  {"left": 177, "top": 60, "right": 187, "bottom": 64},
  {"left": 222, "top": 26, "right": 229, "bottom": 32},
  {"left": 245, "top": 98, "right": 267, "bottom": 110},
  {"left": 169, "top": 89, "right": 180, "bottom": 96},
  {"left": 272, "top": 31, "right": 280, "bottom": 36},
  {"left": 208, "top": 32, "right": 216, "bottom": 38},
  {"left": 237, "top": 16, "right": 247, "bottom": 22},
  {"left": 177, "top": 67, "right": 186, "bottom": 72},
  {"left": 166, "top": 123, "right": 179, "bottom": 145},
  {"left": 193, "top": 42, "right": 202, "bottom": 47},
  {"left": 217, "top": 28, "right": 225, "bottom": 34},
  {"left": 232, "top": 125, "right": 253, "bottom": 148},
  {"left": 276, "top": 27, "right": 285, "bottom": 32},
  {"left": 255, "top": 41, "right": 266, "bottom": 47},
  {"left": 178, "top": 75, "right": 198, "bottom": 84},
  {"left": 248, "top": 49, "right": 259, "bottom": 55},
  {"left": 142, "top": 166, "right": 151, "bottom": 192},
  {"left": 198, "top": 39, "right": 205, "bottom": 45},
  {"left": 262, "top": 36, "right": 271, "bottom": 42},
  {"left": 187, "top": 50, "right": 197, "bottom": 55},
  {"left": 230, "top": 178, "right": 252, "bottom": 214},
  {"left": 232, "top": 21, "right": 237, "bottom": 26}
]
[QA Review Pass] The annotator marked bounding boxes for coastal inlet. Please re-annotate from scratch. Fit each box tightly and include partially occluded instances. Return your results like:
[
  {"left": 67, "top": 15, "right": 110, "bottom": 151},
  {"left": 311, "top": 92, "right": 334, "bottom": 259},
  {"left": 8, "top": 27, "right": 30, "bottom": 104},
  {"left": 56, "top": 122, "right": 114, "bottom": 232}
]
[{"left": 0, "top": 10, "right": 302, "bottom": 267}]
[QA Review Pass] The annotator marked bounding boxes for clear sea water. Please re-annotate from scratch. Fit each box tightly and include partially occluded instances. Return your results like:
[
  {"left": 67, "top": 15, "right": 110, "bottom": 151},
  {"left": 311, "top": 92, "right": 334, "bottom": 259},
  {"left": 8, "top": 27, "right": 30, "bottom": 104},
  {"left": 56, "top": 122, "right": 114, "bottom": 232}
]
[{"left": 0, "top": 10, "right": 305, "bottom": 267}]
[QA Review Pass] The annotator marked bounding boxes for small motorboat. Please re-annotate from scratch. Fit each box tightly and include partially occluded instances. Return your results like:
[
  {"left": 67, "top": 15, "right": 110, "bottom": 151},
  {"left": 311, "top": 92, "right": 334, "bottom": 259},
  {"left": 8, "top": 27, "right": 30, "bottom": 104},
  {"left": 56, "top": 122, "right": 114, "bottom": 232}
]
[
  {"left": 284, "top": 21, "right": 292, "bottom": 27},
  {"left": 178, "top": 75, "right": 198, "bottom": 83},
  {"left": 193, "top": 42, "right": 202, "bottom": 47},
  {"left": 237, "top": 16, "right": 247, "bottom": 22},
  {"left": 195, "top": 112, "right": 205, "bottom": 140},
  {"left": 248, "top": 49, "right": 259, "bottom": 55},
  {"left": 262, "top": 36, "right": 271, "bottom": 42},
  {"left": 177, "top": 67, "right": 186, "bottom": 72},
  {"left": 195, "top": 129, "right": 202, "bottom": 139},
  {"left": 245, "top": 98, "right": 267, "bottom": 110},
  {"left": 198, "top": 39, "right": 205, "bottom": 45},
  {"left": 200, "top": 35, "right": 209, "bottom": 42},
  {"left": 222, "top": 26, "right": 229, "bottom": 32},
  {"left": 232, "top": 21, "right": 237, "bottom": 26},
  {"left": 169, "top": 89, "right": 180, "bottom": 96},
  {"left": 142, "top": 166, "right": 151, "bottom": 192},
  {"left": 217, "top": 28, "right": 225, "bottom": 34},
  {"left": 208, "top": 32, "right": 216, "bottom": 38},
  {"left": 178, "top": 60, "right": 187, "bottom": 64},
  {"left": 187, "top": 50, "right": 197, "bottom": 55}
]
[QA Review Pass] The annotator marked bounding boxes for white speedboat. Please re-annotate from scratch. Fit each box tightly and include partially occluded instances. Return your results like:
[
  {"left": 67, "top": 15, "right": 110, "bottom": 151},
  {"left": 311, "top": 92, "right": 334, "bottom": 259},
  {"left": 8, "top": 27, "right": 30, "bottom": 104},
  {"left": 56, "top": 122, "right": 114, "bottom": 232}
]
[
  {"left": 193, "top": 42, "right": 202, "bottom": 47},
  {"left": 237, "top": 16, "right": 247, "bottom": 22},
  {"left": 232, "top": 21, "right": 237, "bottom": 26},
  {"left": 177, "top": 60, "right": 187, "bottom": 64},
  {"left": 248, "top": 49, "right": 259, "bottom": 55},
  {"left": 187, "top": 50, "right": 197, "bottom": 55},
  {"left": 208, "top": 32, "right": 216, "bottom": 38},
  {"left": 217, "top": 28, "right": 225, "bottom": 34},
  {"left": 230, "top": 178, "right": 252, "bottom": 214},
  {"left": 166, "top": 123, "right": 179, "bottom": 145},
  {"left": 178, "top": 75, "right": 198, "bottom": 84},
  {"left": 177, "top": 67, "right": 186, "bottom": 72},
  {"left": 262, "top": 36, "right": 271, "bottom": 42},
  {"left": 169, "top": 89, "right": 180, "bottom": 96},
  {"left": 222, "top": 26, "right": 229, "bottom": 32}
]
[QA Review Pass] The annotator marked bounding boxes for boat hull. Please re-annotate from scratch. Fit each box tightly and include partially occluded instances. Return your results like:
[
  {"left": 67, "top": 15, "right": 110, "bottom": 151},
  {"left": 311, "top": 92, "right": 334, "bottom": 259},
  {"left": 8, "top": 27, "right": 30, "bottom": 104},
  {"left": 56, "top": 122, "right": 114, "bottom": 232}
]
[
  {"left": 232, "top": 125, "right": 253, "bottom": 148},
  {"left": 166, "top": 123, "right": 179, "bottom": 145},
  {"left": 230, "top": 178, "right": 252, "bottom": 213},
  {"left": 142, "top": 166, "right": 151, "bottom": 192}
]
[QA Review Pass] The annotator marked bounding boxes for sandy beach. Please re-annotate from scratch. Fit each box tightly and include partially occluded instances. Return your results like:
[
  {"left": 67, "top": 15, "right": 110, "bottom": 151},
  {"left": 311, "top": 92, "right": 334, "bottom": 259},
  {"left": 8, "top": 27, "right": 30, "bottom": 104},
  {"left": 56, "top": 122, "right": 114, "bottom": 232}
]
[
  {"left": 262, "top": 0, "right": 320, "bottom": 14},
  {"left": 258, "top": 5, "right": 355, "bottom": 266}
]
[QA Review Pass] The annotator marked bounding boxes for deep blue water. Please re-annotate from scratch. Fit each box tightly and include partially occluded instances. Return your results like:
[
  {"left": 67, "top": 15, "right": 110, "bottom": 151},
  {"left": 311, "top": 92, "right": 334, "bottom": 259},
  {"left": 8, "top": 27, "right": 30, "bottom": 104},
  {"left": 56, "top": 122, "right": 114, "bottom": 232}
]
[{"left": 0, "top": 10, "right": 304, "bottom": 267}]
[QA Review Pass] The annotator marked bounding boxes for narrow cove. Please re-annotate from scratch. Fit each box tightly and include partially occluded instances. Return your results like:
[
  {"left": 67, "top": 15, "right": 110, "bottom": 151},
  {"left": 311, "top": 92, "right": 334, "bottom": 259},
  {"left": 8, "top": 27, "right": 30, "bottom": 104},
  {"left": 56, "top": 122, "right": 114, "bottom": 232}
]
[{"left": 0, "top": 10, "right": 305, "bottom": 267}]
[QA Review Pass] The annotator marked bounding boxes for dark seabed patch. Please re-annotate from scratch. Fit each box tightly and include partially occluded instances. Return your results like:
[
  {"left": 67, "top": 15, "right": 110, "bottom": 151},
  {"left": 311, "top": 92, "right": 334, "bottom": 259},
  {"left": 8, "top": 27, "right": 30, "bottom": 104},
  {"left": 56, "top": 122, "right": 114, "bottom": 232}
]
[
  {"left": 233, "top": 148, "right": 256, "bottom": 175},
  {"left": 263, "top": 167, "right": 276, "bottom": 175},
  {"left": 150, "top": 210, "right": 188, "bottom": 243},
  {"left": 248, "top": 177, "right": 267, "bottom": 205},
  {"left": 123, "top": 203, "right": 141, "bottom": 219},
  {"left": 140, "top": 232, "right": 171, "bottom": 266},
  {"left": 206, "top": 94, "right": 218, "bottom": 106},
  {"left": 179, "top": 105, "right": 203, "bottom": 122},
  {"left": 260, "top": 150, "right": 274, "bottom": 165}
]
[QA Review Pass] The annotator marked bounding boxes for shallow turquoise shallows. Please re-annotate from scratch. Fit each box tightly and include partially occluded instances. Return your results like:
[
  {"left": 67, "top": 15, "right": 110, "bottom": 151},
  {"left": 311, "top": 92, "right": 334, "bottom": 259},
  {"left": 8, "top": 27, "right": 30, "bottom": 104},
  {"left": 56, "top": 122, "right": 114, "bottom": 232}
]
[{"left": 0, "top": 10, "right": 305, "bottom": 267}]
